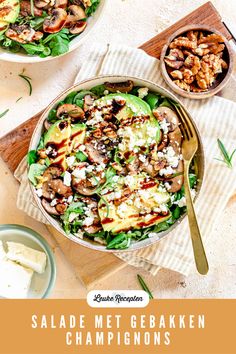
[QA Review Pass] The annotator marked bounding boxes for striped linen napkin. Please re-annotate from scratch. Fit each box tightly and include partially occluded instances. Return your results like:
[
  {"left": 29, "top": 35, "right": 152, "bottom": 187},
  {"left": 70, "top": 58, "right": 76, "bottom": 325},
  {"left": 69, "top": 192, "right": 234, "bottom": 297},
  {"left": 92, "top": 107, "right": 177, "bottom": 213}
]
[{"left": 15, "top": 44, "right": 236, "bottom": 276}]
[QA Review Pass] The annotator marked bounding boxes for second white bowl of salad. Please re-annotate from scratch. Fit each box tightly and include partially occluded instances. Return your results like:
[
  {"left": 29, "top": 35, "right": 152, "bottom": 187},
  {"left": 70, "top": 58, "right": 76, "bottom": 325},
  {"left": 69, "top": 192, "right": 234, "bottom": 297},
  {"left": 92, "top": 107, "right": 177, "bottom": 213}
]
[
  {"left": 28, "top": 75, "right": 204, "bottom": 252},
  {"left": 0, "top": 0, "right": 106, "bottom": 62}
]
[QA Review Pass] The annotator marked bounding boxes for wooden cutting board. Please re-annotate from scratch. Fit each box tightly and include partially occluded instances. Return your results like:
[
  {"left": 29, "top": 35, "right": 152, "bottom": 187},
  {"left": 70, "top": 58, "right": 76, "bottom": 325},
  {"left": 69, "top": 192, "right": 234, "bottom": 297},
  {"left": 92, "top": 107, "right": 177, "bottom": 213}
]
[{"left": 0, "top": 1, "right": 232, "bottom": 288}]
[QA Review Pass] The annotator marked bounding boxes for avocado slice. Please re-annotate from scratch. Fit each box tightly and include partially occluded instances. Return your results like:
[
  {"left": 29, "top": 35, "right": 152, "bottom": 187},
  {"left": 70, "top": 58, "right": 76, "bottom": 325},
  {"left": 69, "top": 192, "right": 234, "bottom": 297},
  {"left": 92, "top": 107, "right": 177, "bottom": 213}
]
[
  {"left": 94, "top": 94, "right": 160, "bottom": 158},
  {"left": 44, "top": 120, "right": 71, "bottom": 171},
  {"left": 98, "top": 174, "right": 171, "bottom": 233},
  {"left": 70, "top": 123, "right": 86, "bottom": 152},
  {"left": 0, "top": 0, "right": 20, "bottom": 23},
  {"left": 0, "top": 20, "right": 8, "bottom": 35}
]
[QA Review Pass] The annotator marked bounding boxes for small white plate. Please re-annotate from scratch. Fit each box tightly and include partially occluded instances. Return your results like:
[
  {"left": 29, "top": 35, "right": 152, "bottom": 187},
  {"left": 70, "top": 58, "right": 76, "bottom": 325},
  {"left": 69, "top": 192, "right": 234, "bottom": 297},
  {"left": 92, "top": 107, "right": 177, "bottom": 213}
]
[{"left": 0, "top": 224, "right": 56, "bottom": 299}]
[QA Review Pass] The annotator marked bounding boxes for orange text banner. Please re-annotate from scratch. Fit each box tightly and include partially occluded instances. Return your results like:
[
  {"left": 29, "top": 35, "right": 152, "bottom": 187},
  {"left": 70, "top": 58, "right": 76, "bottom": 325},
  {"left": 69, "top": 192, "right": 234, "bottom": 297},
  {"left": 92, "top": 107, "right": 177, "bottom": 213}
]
[{"left": 0, "top": 299, "right": 235, "bottom": 354}]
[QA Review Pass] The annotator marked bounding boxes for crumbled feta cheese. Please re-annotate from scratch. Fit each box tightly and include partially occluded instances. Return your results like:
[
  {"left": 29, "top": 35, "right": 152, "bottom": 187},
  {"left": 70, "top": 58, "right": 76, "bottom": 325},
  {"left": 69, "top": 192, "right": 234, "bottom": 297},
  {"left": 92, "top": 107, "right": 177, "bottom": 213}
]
[
  {"left": 159, "top": 165, "right": 174, "bottom": 176},
  {"left": 86, "top": 165, "right": 94, "bottom": 173},
  {"left": 87, "top": 110, "right": 103, "bottom": 125},
  {"left": 103, "top": 90, "right": 109, "bottom": 95},
  {"left": 79, "top": 145, "right": 86, "bottom": 152},
  {"left": 117, "top": 203, "right": 128, "bottom": 218},
  {"left": 124, "top": 175, "right": 135, "bottom": 187},
  {"left": 69, "top": 212, "right": 79, "bottom": 223},
  {"left": 137, "top": 87, "right": 149, "bottom": 99},
  {"left": 159, "top": 119, "right": 170, "bottom": 134},
  {"left": 139, "top": 154, "right": 146, "bottom": 163},
  {"left": 82, "top": 217, "right": 94, "bottom": 226},
  {"left": 72, "top": 167, "right": 86, "bottom": 180},
  {"left": 164, "top": 182, "right": 171, "bottom": 191},
  {"left": 50, "top": 199, "right": 58, "bottom": 207},
  {"left": 67, "top": 195, "right": 73, "bottom": 203},
  {"left": 149, "top": 232, "right": 160, "bottom": 238},
  {"left": 112, "top": 175, "right": 119, "bottom": 183},
  {"left": 74, "top": 230, "right": 84, "bottom": 239},
  {"left": 114, "top": 190, "right": 122, "bottom": 199},
  {"left": 66, "top": 156, "right": 75, "bottom": 167},
  {"left": 35, "top": 188, "right": 43, "bottom": 197},
  {"left": 63, "top": 171, "right": 72, "bottom": 186}
]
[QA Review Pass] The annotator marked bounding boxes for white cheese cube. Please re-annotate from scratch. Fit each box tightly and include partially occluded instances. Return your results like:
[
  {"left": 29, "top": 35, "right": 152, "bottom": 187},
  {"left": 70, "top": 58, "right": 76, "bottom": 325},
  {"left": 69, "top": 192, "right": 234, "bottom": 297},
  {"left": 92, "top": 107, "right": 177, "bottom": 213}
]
[
  {"left": 0, "top": 240, "right": 6, "bottom": 260},
  {"left": 6, "top": 242, "right": 47, "bottom": 274},
  {"left": 0, "top": 259, "right": 33, "bottom": 299}
]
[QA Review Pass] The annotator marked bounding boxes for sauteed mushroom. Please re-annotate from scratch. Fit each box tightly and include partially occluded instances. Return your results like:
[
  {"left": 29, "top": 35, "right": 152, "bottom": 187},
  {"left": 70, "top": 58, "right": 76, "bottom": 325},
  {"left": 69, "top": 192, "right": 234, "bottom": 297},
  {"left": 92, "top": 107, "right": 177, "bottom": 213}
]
[
  {"left": 43, "top": 166, "right": 62, "bottom": 179},
  {"left": 48, "top": 179, "right": 73, "bottom": 198},
  {"left": 104, "top": 80, "right": 134, "bottom": 93},
  {"left": 43, "top": 8, "right": 67, "bottom": 34},
  {"left": 34, "top": 0, "right": 51, "bottom": 8},
  {"left": 54, "top": 0, "right": 68, "bottom": 9},
  {"left": 85, "top": 142, "right": 109, "bottom": 164},
  {"left": 69, "top": 21, "right": 87, "bottom": 34},
  {"left": 168, "top": 160, "right": 184, "bottom": 193},
  {"left": 42, "top": 198, "right": 59, "bottom": 215},
  {"left": 153, "top": 106, "right": 180, "bottom": 131},
  {"left": 5, "top": 25, "right": 43, "bottom": 44},
  {"left": 56, "top": 104, "right": 85, "bottom": 119},
  {"left": 20, "top": 1, "right": 43, "bottom": 17},
  {"left": 66, "top": 5, "right": 86, "bottom": 23},
  {"left": 168, "top": 126, "right": 182, "bottom": 154}
]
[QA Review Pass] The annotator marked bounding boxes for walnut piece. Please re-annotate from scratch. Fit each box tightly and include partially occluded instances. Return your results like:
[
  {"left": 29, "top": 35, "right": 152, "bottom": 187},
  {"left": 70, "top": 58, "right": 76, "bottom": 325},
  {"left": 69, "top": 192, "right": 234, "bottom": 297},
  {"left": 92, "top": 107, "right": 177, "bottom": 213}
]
[{"left": 173, "top": 80, "right": 191, "bottom": 92}]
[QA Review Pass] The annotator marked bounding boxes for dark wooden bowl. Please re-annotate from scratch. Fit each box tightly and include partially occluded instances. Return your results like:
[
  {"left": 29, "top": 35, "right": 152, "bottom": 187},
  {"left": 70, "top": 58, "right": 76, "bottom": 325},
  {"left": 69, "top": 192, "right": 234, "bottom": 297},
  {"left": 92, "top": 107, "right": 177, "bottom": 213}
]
[{"left": 160, "top": 24, "right": 234, "bottom": 99}]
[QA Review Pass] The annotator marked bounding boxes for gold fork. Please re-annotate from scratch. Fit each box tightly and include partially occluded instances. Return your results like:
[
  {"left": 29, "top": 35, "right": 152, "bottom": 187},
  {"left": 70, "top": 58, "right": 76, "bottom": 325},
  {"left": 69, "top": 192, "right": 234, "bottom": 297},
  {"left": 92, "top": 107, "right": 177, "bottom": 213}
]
[{"left": 175, "top": 105, "right": 209, "bottom": 275}]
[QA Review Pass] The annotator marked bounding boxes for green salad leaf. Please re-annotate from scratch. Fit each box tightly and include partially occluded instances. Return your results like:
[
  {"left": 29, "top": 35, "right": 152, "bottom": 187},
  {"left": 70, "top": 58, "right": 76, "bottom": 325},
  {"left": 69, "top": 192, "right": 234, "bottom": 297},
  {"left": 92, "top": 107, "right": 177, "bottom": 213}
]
[
  {"left": 28, "top": 163, "right": 46, "bottom": 186},
  {"left": 27, "top": 150, "right": 38, "bottom": 165},
  {"left": 85, "top": 0, "right": 101, "bottom": 16}
]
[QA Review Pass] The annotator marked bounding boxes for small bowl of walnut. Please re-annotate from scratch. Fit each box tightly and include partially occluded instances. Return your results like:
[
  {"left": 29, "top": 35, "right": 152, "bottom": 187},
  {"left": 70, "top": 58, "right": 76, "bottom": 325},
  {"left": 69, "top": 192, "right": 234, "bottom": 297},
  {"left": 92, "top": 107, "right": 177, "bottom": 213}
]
[{"left": 160, "top": 25, "right": 233, "bottom": 99}]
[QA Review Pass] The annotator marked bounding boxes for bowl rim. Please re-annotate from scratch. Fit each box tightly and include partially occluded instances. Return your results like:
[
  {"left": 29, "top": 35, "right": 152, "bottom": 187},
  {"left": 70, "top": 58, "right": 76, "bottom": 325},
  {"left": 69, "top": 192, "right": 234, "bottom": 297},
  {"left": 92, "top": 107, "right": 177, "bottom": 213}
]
[
  {"left": 0, "top": 0, "right": 107, "bottom": 63},
  {"left": 28, "top": 74, "right": 205, "bottom": 253},
  {"left": 0, "top": 224, "right": 56, "bottom": 298},
  {"left": 160, "top": 24, "right": 234, "bottom": 99}
]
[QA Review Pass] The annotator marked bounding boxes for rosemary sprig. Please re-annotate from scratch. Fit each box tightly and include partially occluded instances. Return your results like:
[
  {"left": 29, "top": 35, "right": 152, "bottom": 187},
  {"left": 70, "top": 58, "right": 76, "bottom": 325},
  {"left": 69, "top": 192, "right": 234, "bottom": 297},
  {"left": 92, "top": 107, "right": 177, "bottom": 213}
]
[
  {"left": 215, "top": 138, "right": 236, "bottom": 169},
  {"left": 137, "top": 274, "right": 154, "bottom": 299},
  {"left": 0, "top": 109, "right": 9, "bottom": 118},
  {"left": 18, "top": 70, "right": 32, "bottom": 96}
]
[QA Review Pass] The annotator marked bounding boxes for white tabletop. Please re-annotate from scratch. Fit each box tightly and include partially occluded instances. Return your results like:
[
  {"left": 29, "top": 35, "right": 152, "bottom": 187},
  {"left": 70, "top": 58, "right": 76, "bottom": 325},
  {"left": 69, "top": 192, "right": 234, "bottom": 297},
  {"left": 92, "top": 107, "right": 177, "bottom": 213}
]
[{"left": 0, "top": 0, "right": 236, "bottom": 298}]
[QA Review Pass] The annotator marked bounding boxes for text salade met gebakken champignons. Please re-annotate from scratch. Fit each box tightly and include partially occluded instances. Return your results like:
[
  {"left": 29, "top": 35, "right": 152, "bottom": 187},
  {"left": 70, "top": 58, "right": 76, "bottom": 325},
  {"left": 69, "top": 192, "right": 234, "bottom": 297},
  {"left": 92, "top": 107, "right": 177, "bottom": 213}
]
[{"left": 28, "top": 80, "right": 197, "bottom": 250}]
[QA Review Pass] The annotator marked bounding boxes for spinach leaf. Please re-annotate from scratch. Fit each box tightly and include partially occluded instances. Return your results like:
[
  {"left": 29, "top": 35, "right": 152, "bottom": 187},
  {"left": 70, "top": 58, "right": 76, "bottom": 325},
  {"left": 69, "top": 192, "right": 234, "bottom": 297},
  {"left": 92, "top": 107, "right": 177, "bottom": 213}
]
[
  {"left": 27, "top": 150, "right": 38, "bottom": 165},
  {"left": 85, "top": 0, "right": 100, "bottom": 16},
  {"left": 90, "top": 84, "right": 106, "bottom": 97},
  {"left": 107, "top": 233, "right": 131, "bottom": 249}
]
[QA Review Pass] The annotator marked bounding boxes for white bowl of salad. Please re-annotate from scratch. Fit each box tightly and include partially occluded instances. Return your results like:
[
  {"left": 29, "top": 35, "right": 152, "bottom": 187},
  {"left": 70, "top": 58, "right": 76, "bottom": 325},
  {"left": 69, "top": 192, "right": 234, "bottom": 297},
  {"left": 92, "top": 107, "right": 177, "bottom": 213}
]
[
  {"left": 28, "top": 75, "right": 204, "bottom": 252},
  {"left": 0, "top": 0, "right": 105, "bottom": 62}
]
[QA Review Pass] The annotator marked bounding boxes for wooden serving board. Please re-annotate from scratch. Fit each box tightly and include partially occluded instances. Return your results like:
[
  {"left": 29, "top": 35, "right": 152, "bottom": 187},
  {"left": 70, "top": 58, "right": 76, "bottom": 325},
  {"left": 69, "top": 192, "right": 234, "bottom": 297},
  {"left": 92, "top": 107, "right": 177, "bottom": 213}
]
[{"left": 0, "top": 1, "right": 232, "bottom": 288}]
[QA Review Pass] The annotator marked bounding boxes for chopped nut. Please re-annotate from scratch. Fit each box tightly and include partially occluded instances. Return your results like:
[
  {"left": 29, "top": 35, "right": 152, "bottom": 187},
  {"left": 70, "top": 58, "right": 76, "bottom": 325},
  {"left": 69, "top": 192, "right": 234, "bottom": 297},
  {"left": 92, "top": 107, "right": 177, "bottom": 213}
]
[
  {"left": 170, "top": 70, "right": 183, "bottom": 80},
  {"left": 170, "top": 37, "right": 197, "bottom": 50},
  {"left": 173, "top": 80, "right": 191, "bottom": 92},
  {"left": 198, "top": 33, "right": 224, "bottom": 44},
  {"left": 182, "top": 68, "right": 194, "bottom": 84},
  {"left": 184, "top": 54, "right": 201, "bottom": 75}
]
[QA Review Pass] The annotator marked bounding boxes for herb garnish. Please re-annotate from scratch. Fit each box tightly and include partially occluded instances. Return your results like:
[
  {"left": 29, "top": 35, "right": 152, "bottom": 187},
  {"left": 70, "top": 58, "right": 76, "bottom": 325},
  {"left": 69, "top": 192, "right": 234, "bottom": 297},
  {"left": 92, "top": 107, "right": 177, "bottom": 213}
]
[
  {"left": 215, "top": 138, "right": 236, "bottom": 169},
  {"left": 137, "top": 274, "right": 154, "bottom": 299},
  {"left": 19, "top": 70, "right": 32, "bottom": 96},
  {"left": 16, "top": 97, "right": 23, "bottom": 103},
  {"left": 0, "top": 109, "right": 9, "bottom": 118}
]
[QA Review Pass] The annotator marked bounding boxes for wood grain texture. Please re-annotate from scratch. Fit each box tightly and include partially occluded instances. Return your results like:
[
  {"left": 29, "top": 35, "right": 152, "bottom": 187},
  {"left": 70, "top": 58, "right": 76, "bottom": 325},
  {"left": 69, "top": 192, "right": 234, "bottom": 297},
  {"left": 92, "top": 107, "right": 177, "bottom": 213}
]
[
  {"left": 0, "top": 1, "right": 232, "bottom": 288},
  {"left": 139, "top": 2, "right": 232, "bottom": 59},
  {"left": 0, "top": 112, "right": 42, "bottom": 173},
  {"left": 48, "top": 226, "right": 126, "bottom": 289}
]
